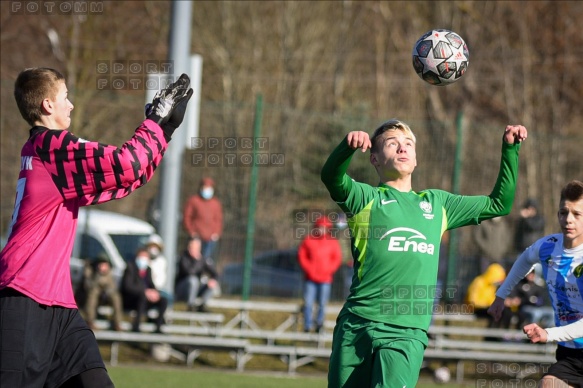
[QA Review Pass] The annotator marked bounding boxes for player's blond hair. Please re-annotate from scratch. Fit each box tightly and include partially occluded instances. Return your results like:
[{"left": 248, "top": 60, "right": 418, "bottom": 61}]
[
  {"left": 370, "top": 119, "right": 416, "bottom": 153},
  {"left": 14, "top": 68, "right": 65, "bottom": 126}
]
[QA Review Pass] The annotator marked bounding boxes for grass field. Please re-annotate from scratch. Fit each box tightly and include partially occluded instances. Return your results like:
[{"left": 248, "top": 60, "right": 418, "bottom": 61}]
[{"left": 108, "top": 365, "right": 467, "bottom": 388}]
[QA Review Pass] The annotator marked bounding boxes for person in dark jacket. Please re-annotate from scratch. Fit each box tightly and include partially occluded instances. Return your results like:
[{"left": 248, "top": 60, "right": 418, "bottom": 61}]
[
  {"left": 513, "top": 198, "right": 545, "bottom": 254},
  {"left": 121, "top": 248, "right": 168, "bottom": 332},
  {"left": 473, "top": 216, "right": 512, "bottom": 272},
  {"left": 506, "top": 269, "right": 548, "bottom": 329},
  {"left": 175, "top": 237, "right": 219, "bottom": 312}
]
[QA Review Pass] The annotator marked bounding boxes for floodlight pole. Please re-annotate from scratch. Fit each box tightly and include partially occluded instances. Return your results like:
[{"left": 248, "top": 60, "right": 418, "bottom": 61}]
[{"left": 157, "top": 0, "right": 193, "bottom": 297}]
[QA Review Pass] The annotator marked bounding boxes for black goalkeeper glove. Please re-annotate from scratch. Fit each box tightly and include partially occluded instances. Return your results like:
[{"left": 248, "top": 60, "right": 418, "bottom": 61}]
[
  {"left": 146, "top": 73, "right": 193, "bottom": 140},
  {"left": 163, "top": 87, "right": 193, "bottom": 133}
]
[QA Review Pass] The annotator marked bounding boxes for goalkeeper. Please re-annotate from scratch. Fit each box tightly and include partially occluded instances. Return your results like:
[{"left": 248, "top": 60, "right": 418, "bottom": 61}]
[
  {"left": 0, "top": 68, "right": 192, "bottom": 387},
  {"left": 322, "top": 119, "right": 527, "bottom": 387}
]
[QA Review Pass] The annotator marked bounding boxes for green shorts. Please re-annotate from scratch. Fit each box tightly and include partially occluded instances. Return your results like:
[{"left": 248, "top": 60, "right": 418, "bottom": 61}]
[{"left": 327, "top": 311, "right": 427, "bottom": 388}]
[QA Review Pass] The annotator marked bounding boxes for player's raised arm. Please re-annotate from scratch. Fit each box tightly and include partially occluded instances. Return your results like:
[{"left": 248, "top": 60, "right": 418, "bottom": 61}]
[
  {"left": 321, "top": 132, "right": 366, "bottom": 203},
  {"left": 69, "top": 75, "right": 192, "bottom": 205},
  {"left": 471, "top": 124, "right": 528, "bottom": 222}
]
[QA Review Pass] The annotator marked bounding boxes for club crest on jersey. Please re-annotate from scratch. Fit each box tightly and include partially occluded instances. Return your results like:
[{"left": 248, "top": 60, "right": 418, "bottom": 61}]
[
  {"left": 574, "top": 265, "right": 583, "bottom": 278},
  {"left": 419, "top": 201, "right": 434, "bottom": 220},
  {"left": 545, "top": 257, "right": 553, "bottom": 267}
]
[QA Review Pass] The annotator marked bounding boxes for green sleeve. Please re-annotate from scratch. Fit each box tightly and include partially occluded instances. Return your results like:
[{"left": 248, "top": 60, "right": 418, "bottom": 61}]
[
  {"left": 479, "top": 141, "right": 521, "bottom": 221},
  {"left": 435, "top": 141, "right": 521, "bottom": 230},
  {"left": 321, "top": 136, "right": 358, "bottom": 202}
]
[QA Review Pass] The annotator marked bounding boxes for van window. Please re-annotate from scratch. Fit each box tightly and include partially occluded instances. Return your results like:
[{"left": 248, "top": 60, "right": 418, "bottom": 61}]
[
  {"left": 78, "top": 234, "right": 107, "bottom": 261},
  {"left": 110, "top": 234, "right": 151, "bottom": 263}
]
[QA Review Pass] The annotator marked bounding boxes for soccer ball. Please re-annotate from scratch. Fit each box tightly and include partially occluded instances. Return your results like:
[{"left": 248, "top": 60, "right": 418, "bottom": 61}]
[
  {"left": 151, "top": 343, "right": 171, "bottom": 362},
  {"left": 412, "top": 29, "right": 469, "bottom": 86},
  {"left": 433, "top": 366, "right": 452, "bottom": 384}
]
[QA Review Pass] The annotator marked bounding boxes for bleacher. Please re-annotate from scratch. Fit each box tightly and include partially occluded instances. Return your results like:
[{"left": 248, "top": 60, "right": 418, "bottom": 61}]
[{"left": 93, "top": 299, "right": 557, "bottom": 378}]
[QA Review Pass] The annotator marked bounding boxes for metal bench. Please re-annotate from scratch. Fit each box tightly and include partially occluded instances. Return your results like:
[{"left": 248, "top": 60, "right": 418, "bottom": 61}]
[
  {"left": 238, "top": 344, "right": 332, "bottom": 374},
  {"left": 93, "top": 330, "right": 249, "bottom": 368},
  {"left": 164, "top": 310, "right": 225, "bottom": 329},
  {"left": 206, "top": 299, "right": 342, "bottom": 332},
  {"left": 424, "top": 324, "right": 556, "bottom": 382},
  {"left": 96, "top": 306, "right": 225, "bottom": 329}
]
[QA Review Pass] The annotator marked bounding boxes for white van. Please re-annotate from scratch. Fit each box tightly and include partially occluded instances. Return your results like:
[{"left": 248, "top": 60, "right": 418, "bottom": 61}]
[{"left": 70, "top": 208, "right": 155, "bottom": 291}]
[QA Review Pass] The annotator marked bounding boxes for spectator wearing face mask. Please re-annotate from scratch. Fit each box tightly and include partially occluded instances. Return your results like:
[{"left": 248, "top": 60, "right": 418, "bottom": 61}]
[
  {"left": 145, "top": 234, "right": 172, "bottom": 304},
  {"left": 121, "top": 247, "right": 168, "bottom": 333},
  {"left": 183, "top": 177, "right": 223, "bottom": 260}
]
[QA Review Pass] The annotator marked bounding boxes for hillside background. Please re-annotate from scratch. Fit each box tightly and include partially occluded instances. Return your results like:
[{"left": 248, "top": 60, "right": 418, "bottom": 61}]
[{"left": 1, "top": 1, "right": 582, "bottom": 296}]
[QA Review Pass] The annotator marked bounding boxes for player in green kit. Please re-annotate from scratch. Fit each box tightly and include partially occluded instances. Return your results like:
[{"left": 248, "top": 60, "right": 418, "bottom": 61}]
[{"left": 322, "top": 119, "right": 528, "bottom": 388}]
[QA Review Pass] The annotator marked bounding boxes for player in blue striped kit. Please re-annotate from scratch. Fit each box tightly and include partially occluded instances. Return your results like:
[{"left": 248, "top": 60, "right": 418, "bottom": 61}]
[{"left": 489, "top": 180, "right": 583, "bottom": 387}]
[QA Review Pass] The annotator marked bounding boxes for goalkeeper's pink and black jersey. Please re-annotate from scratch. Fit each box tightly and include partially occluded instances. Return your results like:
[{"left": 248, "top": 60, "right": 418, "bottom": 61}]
[{"left": 0, "top": 119, "right": 167, "bottom": 308}]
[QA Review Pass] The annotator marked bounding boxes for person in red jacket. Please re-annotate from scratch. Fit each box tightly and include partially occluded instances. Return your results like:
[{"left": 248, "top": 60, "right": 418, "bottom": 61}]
[
  {"left": 298, "top": 215, "right": 342, "bottom": 332},
  {"left": 182, "top": 177, "right": 223, "bottom": 260}
]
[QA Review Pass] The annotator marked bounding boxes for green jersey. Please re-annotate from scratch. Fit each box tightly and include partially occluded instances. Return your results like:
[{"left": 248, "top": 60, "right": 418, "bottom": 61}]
[{"left": 321, "top": 139, "right": 520, "bottom": 331}]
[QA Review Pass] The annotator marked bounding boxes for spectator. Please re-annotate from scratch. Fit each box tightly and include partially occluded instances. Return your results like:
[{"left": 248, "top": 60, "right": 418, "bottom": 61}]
[
  {"left": 298, "top": 215, "right": 342, "bottom": 333},
  {"left": 183, "top": 177, "right": 223, "bottom": 260},
  {"left": 506, "top": 268, "right": 548, "bottom": 329},
  {"left": 175, "top": 237, "right": 220, "bottom": 312},
  {"left": 489, "top": 180, "right": 583, "bottom": 387},
  {"left": 83, "top": 253, "right": 123, "bottom": 332},
  {"left": 514, "top": 198, "right": 545, "bottom": 254},
  {"left": 145, "top": 233, "right": 172, "bottom": 304},
  {"left": 465, "top": 263, "right": 510, "bottom": 331},
  {"left": 473, "top": 216, "right": 512, "bottom": 272},
  {"left": 121, "top": 248, "right": 168, "bottom": 333}
]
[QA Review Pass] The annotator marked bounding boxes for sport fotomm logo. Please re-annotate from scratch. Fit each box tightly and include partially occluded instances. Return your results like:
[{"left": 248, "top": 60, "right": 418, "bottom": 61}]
[{"left": 379, "top": 227, "right": 435, "bottom": 254}]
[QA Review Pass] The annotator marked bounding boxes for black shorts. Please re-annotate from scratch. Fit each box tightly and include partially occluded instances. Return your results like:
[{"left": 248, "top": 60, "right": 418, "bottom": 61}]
[
  {"left": 545, "top": 345, "right": 583, "bottom": 388},
  {"left": 0, "top": 288, "right": 106, "bottom": 388}
]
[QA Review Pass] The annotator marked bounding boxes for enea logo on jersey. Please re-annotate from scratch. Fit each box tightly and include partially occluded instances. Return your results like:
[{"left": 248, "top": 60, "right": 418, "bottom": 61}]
[
  {"left": 380, "top": 227, "right": 435, "bottom": 255},
  {"left": 419, "top": 201, "right": 434, "bottom": 220}
]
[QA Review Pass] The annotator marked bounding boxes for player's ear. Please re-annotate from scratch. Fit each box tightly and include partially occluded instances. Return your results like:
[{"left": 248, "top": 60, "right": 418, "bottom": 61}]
[
  {"left": 370, "top": 153, "right": 379, "bottom": 167},
  {"left": 41, "top": 98, "right": 53, "bottom": 114}
]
